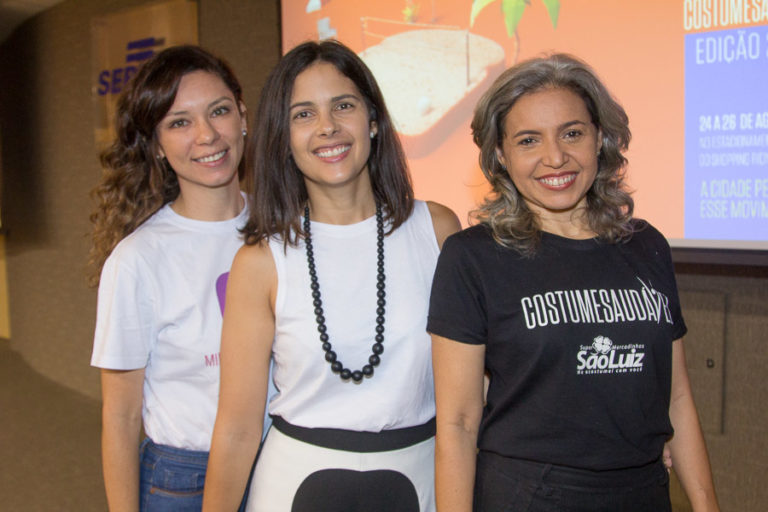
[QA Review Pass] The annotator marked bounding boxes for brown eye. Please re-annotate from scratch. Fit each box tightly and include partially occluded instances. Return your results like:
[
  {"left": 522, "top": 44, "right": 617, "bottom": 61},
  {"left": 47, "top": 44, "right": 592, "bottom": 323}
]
[
  {"left": 212, "top": 106, "right": 230, "bottom": 117},
  {"left": 169, "top": 119, "right": 188, "bottom": 129}
]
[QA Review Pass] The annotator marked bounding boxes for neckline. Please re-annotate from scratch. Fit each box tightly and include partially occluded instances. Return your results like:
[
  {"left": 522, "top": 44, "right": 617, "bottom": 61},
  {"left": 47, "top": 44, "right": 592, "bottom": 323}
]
[
  {"left": 161, "top": 192, "right": 248, "bottom": 230},
  {"left": 540, "top": 230, "right": 603, "bottom": 251},
  {"left": 307, "top": 213, "right": 379, "bottom": 238}
]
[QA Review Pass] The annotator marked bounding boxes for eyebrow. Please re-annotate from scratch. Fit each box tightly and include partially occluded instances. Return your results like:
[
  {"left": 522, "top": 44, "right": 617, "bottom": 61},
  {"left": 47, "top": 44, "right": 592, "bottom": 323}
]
[
  {"left": 511, "top": 119, "right": 587, "bottom": 138},
  {"left": 289, "top": 93, "right": 360, "bottom": 111},
  {"left": 165, "top": 96, "right": 234, "bottom": 117}
]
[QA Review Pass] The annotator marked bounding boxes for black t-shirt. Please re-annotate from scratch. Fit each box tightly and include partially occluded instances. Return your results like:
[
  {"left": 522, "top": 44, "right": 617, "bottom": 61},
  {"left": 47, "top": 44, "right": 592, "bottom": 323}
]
[{"left": 427, "top": 221, "right": 686, "bottom": 470}]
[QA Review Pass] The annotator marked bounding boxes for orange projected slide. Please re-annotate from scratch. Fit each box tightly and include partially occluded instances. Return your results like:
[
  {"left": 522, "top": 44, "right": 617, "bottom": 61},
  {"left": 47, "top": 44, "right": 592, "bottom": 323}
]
[{"left": 282, "top": 1, "right": 768, "bottom": 250}]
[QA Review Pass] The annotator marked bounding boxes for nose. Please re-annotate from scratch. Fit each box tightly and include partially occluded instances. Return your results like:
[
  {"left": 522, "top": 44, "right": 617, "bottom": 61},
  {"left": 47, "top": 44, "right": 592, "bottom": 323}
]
[
  {"left": 195, "top": 118, "right": 219, "bottom": 144},
  {"left": 316, "top": 110, "right": 339, "bottom": 137},
  {"left": 542, "top": 139, "right": 566, "bottom": 168}
]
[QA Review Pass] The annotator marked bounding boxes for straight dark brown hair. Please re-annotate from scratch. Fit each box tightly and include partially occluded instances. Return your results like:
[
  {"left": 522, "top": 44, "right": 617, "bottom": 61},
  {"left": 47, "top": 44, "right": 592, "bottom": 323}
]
[{"left": 242, "top": 40, "right": 414, "bottom": 246}]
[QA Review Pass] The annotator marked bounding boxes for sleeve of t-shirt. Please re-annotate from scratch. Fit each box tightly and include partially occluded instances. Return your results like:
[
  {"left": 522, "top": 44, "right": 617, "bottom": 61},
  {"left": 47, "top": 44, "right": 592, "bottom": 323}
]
[
  {"left": 90, "top": 247, "right": 156, "bottom": 370},
  {"left": 654, "top": 229, "right": 688, "bottom": 341},
  {"left": 637, "top": 221, "right": 688, "bottom": 341},
  {"left": 427, "top": 232, "right": 488, "bottom": 345}
]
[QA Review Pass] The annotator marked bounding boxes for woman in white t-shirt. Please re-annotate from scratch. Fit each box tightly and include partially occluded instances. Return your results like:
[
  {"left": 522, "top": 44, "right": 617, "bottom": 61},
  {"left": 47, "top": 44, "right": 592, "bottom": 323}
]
[
  {"left": 203, "top": 40, "right": 460, "bottom": 511},
  {"left": 89, "top": 45, "right": 251, "bottom": 511}
]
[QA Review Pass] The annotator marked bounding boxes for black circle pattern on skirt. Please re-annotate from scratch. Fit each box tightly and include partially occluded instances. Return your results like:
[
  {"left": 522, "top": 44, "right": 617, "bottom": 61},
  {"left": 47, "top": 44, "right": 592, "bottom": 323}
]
[{"left": 290, "top": 469, "right": 419, "bottom": 511}]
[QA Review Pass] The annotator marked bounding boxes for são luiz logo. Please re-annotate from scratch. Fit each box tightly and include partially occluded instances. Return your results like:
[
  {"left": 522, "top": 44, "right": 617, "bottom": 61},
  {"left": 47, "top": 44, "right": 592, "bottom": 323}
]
[{"left": 576, "top": 335, "right": 645, "bottom": 375}]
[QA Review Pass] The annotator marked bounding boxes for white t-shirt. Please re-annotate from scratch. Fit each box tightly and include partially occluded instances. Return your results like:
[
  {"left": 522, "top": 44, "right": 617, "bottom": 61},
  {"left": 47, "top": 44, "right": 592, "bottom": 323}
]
[{"left": 91, "top": 199, "right": 247, "bottom": 451}]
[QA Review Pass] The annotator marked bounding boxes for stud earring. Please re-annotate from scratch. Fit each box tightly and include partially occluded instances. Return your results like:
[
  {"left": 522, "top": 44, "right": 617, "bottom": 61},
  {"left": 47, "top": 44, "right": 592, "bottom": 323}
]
[
  {"left": 369, "top": 130, "right": 376, "bottom": 139},
  {"left": 242, "top": 129, "right": 247, "bottom": 137}
]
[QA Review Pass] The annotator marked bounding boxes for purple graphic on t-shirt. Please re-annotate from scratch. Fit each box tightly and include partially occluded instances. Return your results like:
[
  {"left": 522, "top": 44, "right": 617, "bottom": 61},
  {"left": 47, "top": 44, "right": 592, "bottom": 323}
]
[{"left": 215, "top": 272, "right": 229, "bottom": 316}]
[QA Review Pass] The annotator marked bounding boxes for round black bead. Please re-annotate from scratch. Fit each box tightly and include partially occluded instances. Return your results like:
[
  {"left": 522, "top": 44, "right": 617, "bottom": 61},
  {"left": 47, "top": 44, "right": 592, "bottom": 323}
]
[
  {"left": 375, "top": 334, "right": 384, "bottom": 343},
  {"left": 331, "top": 361, "right": 343, "bottom": 372},
  {"left": 325, "top": 350, "right": 337, "bottom": 362},
  {"left": 369, "top": 354, "right": 380, "bottom": 366},
  {"left": 362, "top": 365, "right": 374, "bottom": 376},
  {"left": 340, "top": 368, "right": 352, "bottom": 380},
  {"left": 375, "top": 325, "right": 384, "bottom": 334},
  {"left": 372, "top": 342, "right": 384, "bottom": 355},
  {"left": 319, "top": 333, "right": 329, "bottom": 342},
  {"left": 322, "top": 342, "right": 331, "bottom": 351},
  {"left": 351, "top": 370, "right": 363, "bottom": 382}
]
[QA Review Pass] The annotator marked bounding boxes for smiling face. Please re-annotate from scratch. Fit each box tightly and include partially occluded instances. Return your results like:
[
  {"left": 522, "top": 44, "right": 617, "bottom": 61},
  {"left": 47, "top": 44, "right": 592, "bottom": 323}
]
[
  {"left": 288, "top": 61, "right": 377, "bottom": 197},
  {"left": 496, "top": 87, "right": 602, "bottom": 235},
  {"left": 155, "top": 70, "right": 246, "bottom": 197}
]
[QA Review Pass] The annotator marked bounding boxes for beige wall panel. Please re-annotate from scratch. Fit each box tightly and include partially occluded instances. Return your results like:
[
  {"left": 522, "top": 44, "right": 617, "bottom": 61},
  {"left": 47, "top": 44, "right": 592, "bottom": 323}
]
[
  {"left": 199, "top": 0, "right": 281, "bottom": 120},
  {"left": 675, "top": 273, "right": 768, "bottom": 512},
  {"left": 678, "top": 289, "right": 725, "bottom": 434}
]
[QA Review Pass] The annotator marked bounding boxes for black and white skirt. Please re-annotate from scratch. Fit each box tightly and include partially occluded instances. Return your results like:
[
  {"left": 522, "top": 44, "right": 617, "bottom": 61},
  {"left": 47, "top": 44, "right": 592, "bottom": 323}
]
[{"left": 245, "top": 416, "right": 436, "bottom": 511}]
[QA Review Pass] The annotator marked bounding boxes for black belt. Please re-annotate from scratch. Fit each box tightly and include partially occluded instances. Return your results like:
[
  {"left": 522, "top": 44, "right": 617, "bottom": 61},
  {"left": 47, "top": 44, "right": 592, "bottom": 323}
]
[{"left": 270, "top": 415, "right": 435, "bottom": 453}]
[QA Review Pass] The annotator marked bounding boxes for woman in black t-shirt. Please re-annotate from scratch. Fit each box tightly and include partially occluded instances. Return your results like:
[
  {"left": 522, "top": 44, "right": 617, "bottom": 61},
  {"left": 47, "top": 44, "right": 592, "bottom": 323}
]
[{"left": 428, "top": 53, "right": 719, "bottom": 512}]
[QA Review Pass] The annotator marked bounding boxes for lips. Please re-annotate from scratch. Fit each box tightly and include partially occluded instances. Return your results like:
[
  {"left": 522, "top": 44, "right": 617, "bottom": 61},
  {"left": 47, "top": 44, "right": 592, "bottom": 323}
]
[
  {"left": 314, "top": 144, "right": 351, "bottom": 161},
  {"left": 193, "top": 149, "right": 227, "bottom": 164},
  {"left": 537, "top": 172, "right": 577, "bottom": 188}
]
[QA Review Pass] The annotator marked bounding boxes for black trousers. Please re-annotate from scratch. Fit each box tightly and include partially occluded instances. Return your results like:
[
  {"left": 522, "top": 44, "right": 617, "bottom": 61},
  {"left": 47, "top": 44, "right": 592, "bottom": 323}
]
[{"left": 474, "top": 451, "right": 671, "bottom": 512}]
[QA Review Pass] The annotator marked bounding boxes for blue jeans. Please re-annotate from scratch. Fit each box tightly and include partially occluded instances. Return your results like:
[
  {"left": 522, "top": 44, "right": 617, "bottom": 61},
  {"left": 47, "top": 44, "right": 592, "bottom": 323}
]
[{"left": 139, "top": 439, "right": 251, "bottom": 512}]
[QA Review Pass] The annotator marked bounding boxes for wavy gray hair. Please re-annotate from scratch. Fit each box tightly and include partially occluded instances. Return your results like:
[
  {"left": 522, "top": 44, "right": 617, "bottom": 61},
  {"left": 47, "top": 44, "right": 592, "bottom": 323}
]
[{"left": 471, "top": 53, "right": 634, "bottom": 256}]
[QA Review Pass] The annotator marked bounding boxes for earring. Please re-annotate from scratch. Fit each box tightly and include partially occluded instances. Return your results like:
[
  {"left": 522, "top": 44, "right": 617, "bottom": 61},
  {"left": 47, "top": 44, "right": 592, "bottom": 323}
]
[
  {"left": 242, "top": 129, "right": 247, "bottom": 137},
  {"left": 369, "top": 130, "right": 376, "bottom": 139}
]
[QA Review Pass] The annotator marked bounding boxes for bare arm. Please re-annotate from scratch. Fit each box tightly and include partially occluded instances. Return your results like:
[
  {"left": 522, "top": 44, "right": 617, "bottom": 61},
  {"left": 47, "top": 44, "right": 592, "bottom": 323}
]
[
  {"left": 203, "top": 242, "right": 276, "bottom": 510},
  {"left": 667, "top": 338, "right": 720, "bottom": 512},
  {"left": 432, "top": 334, "right": 485, "bottom": 512},
  {"left": 427, "top": 201, "right": 461, "bottom": 250},
  {"left": 101, "top": 368, "right": 144, "bottom": 512}
]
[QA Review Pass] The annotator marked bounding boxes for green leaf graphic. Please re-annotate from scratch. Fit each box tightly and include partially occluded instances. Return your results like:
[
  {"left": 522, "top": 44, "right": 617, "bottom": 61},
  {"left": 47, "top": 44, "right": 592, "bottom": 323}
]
[
  {"left": 501, "top": 0, "right": 526, "bottom": 37},
  {"left": 470, "top": 0, "right": 499, "bottom": 26},
  {"left": 541, "top": 0, "right": 560, "bottom": 28}
]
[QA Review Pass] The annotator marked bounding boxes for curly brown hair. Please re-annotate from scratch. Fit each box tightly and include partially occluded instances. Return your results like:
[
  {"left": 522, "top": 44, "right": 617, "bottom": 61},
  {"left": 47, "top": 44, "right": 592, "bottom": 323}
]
[
  {"left": 471, "top": 53, "right": 634, "bottom": 256},
  {"left": 87, "top": 45, "right": 244, "bottom": 286}
]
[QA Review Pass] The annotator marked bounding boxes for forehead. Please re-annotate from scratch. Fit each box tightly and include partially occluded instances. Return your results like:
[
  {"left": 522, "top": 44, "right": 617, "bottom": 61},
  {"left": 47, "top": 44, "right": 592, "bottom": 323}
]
[
  {"left": 504, "top": 87, "right": 590, "bottom": 128},
  {"left": 172, "top": 70, "right": 233, "bottom": 105},
  {"left": 290, "top": 61, "right": 363, "bottom": 103}
]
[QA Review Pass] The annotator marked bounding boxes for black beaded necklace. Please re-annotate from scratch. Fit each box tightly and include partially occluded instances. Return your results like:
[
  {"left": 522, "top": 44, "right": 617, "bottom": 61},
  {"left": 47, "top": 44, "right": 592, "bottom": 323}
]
[{"left": 303, "top": 204, "right": 385, "bottom": 383}]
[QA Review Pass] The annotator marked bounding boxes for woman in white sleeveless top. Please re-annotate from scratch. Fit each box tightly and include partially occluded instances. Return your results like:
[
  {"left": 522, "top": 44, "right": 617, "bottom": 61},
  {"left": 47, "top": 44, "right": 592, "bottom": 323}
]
[{"left": 203, "top": 40, "right": 460, "bottom": 512}]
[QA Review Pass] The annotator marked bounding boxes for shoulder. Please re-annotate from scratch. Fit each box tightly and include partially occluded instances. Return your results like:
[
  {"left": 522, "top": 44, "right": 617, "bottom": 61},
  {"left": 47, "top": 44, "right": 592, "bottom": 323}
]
[
  {"left": 231, "top": 240, "right": 275, "bottom": 275},
  {"left": 446, "top": 223, "right": 494, "bottom": 246},
  {"left": 104, "top": 218, "right": 164, "bottom": 272},
  {"left": 437, "top": 224, "right": 498, "bottom": 266},
  {"left": 626, "top": 219, "right": 671, "bottom": 253},
  {"left": 228, "top": 241, "right": 278, "bottom": 311},
  {"left": 619, "top": 219, "right": 678, "bottom": 274},
  {"left": 425, "top": 200, "right": 461, "bottom": 249}
]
